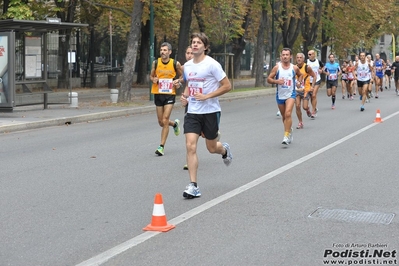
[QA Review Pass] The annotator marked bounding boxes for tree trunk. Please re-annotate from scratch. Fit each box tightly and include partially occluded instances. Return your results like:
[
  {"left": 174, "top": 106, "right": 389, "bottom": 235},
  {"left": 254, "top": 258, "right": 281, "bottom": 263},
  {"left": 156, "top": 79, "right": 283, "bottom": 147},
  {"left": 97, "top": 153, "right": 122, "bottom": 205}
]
[
  {"left": 136, "top": 20, "right": 150, "bottom": 85},
  {"left": 278, "top": 0, "right": 304, "bottom": 49},
  {"left": 267, "top": 32, "right": 282, "bottom": 75},
  {"left": 55, "top": 0, "right": 76, "bottom": 89},
  {"left": 176, "top": 0, "right": 197, "bottom": 64},
  {"left": 301, "top": 0, "right": 323, "bottom": 56},
  {"left": 3, "top": 0, "right": 9, "bottom": 14},
  {"left": 255, "top": 8, "right": 268, "bottom": 87},
  {"left": 193, "top": 0, "right": 206, "bottom": 32},
  {"left": 119, "top": 0, "right": 144, "bottom": 102},
  {"left": 231, "top": 3, "right": 252, "bottom": 79}
]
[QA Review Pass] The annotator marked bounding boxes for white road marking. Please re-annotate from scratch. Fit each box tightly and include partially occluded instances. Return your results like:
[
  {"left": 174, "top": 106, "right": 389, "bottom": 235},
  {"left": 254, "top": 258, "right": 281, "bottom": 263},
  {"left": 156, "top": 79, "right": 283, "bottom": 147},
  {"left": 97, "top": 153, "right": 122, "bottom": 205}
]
[{"left": 76, "top": 111, "right": 399, "bottom": 266}]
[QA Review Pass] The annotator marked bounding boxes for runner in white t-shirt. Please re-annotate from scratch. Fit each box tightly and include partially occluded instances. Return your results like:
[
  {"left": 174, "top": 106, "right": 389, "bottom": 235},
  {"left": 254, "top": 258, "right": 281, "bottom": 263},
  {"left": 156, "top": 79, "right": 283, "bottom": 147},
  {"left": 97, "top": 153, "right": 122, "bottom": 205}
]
[{"left": 180, "top": 32, "right": 232, "bottom": 199}]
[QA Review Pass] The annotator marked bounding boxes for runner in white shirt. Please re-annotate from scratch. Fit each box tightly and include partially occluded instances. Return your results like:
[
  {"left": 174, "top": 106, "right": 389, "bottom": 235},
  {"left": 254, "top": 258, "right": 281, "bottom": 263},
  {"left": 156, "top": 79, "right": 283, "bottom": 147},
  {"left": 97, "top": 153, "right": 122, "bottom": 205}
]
[
  {"left": 180, "top": 32, "right": 232, "bottom": 199},
  {"left": 354, "top": 52, "right": 373, "bottom": 111},
  {"left": 307, "top": 50, "right": 324, "bottom": 118},
  {"left": 267, "top": 48, "right": 303, "bottom": 145}
]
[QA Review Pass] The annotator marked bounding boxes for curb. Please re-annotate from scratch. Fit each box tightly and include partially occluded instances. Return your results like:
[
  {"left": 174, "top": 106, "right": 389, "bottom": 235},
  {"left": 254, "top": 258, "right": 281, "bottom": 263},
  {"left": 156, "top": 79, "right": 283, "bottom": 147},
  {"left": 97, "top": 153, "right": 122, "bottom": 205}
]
[{"left": 0, "top": 88, "right": 275, "bottom": 133}]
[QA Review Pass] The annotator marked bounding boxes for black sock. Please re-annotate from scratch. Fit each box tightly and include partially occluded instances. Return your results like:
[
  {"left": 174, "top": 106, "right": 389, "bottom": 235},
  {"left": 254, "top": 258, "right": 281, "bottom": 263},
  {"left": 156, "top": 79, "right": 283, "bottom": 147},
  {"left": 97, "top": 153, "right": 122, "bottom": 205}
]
[
  {"left": 191, "top": 182, "right": 197, "bottom": 187},
  {"left": 160, "top": 144, "right": 164, "bottom": 148},
  {"left": 332, "top": 95, "right": 336, "bottom": 104},
  {"left": 173, "top": 122, "right": 177, "bottom": 128},
  {"left": 222, "top": 149, "right": 227, "bottom": 159}
]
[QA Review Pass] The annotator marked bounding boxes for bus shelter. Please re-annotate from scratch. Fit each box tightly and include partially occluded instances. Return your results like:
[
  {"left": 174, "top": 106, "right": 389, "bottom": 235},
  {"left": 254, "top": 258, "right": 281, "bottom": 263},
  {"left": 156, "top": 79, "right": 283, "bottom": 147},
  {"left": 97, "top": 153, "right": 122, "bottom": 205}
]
[{"left": 0, "top": 18, "right": 87, "bottom": 112}]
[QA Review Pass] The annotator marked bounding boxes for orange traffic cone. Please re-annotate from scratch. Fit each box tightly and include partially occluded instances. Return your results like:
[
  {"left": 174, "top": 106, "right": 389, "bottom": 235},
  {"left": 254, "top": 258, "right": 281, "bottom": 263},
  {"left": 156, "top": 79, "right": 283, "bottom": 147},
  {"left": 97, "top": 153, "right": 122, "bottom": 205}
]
[
  {"left": 143, "top": 193, "right": 175, "bottom": 232},
  {"left": 374, "top": 109, "right": 383, "bottom": 123}
]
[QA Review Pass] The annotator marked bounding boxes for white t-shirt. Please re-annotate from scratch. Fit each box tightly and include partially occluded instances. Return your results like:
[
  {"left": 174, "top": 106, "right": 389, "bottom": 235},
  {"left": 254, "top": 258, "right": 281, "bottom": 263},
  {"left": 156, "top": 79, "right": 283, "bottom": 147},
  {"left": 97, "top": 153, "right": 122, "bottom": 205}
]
[
  {"left": 307, "top": 59, "right": 322, "bottom": 83},
  {"left": 184, "top": 56, "right": 226, "bottom": 114}
]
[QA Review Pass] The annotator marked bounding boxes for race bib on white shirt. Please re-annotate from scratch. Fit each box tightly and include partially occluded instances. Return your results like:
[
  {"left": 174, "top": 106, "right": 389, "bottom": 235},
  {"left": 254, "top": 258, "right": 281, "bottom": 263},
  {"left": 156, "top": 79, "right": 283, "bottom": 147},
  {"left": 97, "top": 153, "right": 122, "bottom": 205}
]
[
  {"left": 158, "top": 78, "right": 173, "bottom": 93},
  {"left": 187, "top": 78, "right": 204, "bottom": 103},
  {"left": 278, "top": 78, "right": 293, "bottom": 100}
]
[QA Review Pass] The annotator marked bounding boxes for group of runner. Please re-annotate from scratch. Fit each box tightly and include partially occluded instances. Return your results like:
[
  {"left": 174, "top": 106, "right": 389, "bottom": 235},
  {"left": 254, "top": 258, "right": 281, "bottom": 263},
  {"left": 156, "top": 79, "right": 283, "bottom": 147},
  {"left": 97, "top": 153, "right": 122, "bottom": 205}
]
[{"left": 268, "top": 49, "right": 399, "bottom": 145}]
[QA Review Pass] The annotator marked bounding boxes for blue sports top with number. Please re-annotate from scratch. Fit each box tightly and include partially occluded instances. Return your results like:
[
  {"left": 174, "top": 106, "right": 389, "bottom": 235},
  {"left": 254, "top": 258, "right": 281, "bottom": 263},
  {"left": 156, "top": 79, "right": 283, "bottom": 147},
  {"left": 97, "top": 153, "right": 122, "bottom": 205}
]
[
  {"left": 356, "top": 61, "right": 371, "bottom": 82},
  {"left": 275, "top": 63, "right": 296, "bottom": 100},
  {"left": 375, "top": 59, "right": 384, "bottom": 77},
  {"left": 324, "top": 62, "right": 340, "bottom": 81},
  {"left": 183, "top": 56, "right": 226, "bottom": 114}
]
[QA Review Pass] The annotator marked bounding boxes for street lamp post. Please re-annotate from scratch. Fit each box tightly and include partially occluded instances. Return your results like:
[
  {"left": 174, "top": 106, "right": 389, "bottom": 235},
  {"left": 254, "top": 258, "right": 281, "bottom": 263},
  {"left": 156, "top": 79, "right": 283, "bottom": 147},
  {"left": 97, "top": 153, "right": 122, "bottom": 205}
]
[
  {"left": 271, "top": 0, "right": 275, "bottom": 68},
  {"left": 109, "top": 11, "right": 113, "bottom": 71}
]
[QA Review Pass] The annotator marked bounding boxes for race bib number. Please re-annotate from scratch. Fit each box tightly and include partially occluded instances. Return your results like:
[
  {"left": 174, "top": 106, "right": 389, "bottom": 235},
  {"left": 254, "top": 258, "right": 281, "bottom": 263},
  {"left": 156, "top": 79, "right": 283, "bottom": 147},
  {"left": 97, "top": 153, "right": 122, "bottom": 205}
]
[
  {"left": 281, "top": 78, "right": 292, "bottom": 89},
  {"left": 359, "top": 72, "right": 367, "bottom": 78},
  {"left": 329, "top": 73, "right": 337, "bottom": 80},
  {"left": 158, "top": 78, "right": 173, "bottom": 93},
  {"left": 188, "top": 79, "right": 204, "bottom": 100}
]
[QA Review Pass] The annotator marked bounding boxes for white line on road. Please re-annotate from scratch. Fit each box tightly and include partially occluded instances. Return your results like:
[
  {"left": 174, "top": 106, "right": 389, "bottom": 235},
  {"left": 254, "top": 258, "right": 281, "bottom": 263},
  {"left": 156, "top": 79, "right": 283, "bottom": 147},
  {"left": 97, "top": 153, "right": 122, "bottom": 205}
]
[{"left": 76, "top": 111, "right": 399, "bottom": 266}]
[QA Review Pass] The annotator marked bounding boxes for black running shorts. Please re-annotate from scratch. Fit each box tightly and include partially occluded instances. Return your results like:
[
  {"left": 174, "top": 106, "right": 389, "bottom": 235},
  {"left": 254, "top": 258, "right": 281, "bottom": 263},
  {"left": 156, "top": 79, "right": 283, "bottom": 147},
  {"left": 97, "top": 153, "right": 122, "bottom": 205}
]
[
  {"left": 154, "top": 94, "right": 176, "bottom": 106},
  {"left": 184, "top": 112, "right": 221, "bottom": 140}
]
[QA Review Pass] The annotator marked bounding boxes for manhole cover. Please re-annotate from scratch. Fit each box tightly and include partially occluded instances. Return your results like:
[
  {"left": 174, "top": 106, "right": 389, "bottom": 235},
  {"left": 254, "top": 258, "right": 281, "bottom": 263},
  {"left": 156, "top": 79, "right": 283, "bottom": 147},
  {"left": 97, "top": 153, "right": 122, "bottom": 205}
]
[{"left": 309, "top": 208, "right": 395, "bottom": 225}]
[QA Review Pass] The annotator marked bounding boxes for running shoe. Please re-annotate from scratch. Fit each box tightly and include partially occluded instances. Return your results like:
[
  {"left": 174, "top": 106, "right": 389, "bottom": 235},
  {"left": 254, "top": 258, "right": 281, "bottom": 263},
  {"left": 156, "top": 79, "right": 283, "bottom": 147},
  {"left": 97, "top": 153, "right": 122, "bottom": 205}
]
[
  {"left": 360, "top": 105, "right": 365, "bottom": 112},
  {"left": 306, "top": 108, "right": 312, "bottom": 117},
  {"left": 296, "top": 122, "right": 303, "bottom": 129},
  {"left": 311, "top": 112, "right": 316, "bottom": 119},
  {"left": 183, "top": 183, "right": 201, "bottom": 199},
  {"left": 350, "top": 96, "right": 354, "bottom": 100},
  {"left": 331, "top": 104, "right": 335, "bottom": 109},
  {"left": 155, "top": 146, "right": 164, "bottom": 156},
  {"left": 282, "top": 135, "right": 290, "bottom": 145},
  {"left": 380, "top": 87, "right": 383, "bottom": 92},
  {"left": 276, "top": 110, "right": 281, "bottom": 116},
  {"left": 282, "top": 129, "right": 293, "bottom": 145},
  {"left": 310, "top": 108, "right": 318, "bottom": 119},
  {"left": 375, "top": 95, "right": 379, "bottom": 99},
  {"left": 385, "top": 86, "right": 388, "bottom": 90},
  {"left": 183, "top": 164, "right": 188, "bottom": 170},
  {"left": 222, "top": 142, "right": 233, "bottom": 166},
  {"left": 342, "top": 95, "right": 345, "bottom": 99},
  {"left": 397, "top": 91, "right": 399, "bottom": 96},
  {"left": 173, "top": 119, "right": 180, "bottom": 136}
]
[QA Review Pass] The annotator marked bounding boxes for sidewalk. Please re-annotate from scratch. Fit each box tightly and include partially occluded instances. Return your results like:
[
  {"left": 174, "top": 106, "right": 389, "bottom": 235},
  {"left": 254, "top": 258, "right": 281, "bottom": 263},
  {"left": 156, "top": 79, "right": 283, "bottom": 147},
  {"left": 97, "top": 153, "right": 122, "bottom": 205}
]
[{"left": 0, "top": 79, "right": 275, "bottom": 133}]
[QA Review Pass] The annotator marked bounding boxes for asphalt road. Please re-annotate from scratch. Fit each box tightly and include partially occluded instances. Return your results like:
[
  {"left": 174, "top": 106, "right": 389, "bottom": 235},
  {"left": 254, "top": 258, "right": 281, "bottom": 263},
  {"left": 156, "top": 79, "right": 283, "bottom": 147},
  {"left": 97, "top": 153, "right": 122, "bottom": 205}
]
[{"left": 1, "top": 88, "right": 398, "bottom": 266}]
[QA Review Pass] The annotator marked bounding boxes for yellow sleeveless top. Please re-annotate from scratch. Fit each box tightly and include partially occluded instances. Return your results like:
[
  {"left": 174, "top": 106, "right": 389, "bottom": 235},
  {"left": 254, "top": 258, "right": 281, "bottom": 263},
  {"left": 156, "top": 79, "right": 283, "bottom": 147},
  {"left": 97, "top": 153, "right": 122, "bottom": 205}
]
[
  {"left": 151, "top": 58, "right": 177, "bottom": 95},
  {"left": 298, "top": 63, "right": 311, "bottom": 92}
]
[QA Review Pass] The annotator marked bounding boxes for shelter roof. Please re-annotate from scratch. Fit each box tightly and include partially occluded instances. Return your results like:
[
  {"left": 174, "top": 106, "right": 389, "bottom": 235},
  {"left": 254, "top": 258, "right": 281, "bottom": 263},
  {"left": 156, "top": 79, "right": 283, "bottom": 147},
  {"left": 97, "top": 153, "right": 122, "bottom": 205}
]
[{"left": 0, "top": 18, "right": 88, "bottom": 32}]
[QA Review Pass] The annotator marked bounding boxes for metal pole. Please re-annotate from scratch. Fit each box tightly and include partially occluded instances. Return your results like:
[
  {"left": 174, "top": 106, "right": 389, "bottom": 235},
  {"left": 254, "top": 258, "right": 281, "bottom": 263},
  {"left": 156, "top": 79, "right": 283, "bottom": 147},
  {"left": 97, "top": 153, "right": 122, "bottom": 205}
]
[
  {"left": 149, "top": 0, "right": 154, "bottom": 101},
  {"left": 109, "top": 11, "right": 113, "bottom": 70},
  {"left": 271, "top": 0, "right": 275, "bottom": 68}
]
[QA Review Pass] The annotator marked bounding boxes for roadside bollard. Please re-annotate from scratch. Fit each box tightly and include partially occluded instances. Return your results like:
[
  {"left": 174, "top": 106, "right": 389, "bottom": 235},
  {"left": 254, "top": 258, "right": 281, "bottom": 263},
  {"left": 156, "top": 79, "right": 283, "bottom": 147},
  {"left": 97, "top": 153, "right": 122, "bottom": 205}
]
[
  {"left": 110, "top": 89, "right": 118, "bottom": 103},
  {"left": 68, "top": 92, "right": 78, "bottom": 108}
]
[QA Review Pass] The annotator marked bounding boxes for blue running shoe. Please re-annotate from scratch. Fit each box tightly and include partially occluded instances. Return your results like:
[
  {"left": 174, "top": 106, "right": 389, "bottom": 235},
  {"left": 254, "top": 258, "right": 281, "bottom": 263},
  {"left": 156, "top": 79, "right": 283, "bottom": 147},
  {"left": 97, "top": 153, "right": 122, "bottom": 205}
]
[{"left": 183, "top": 183, "right": 201, "bottom": 199}]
